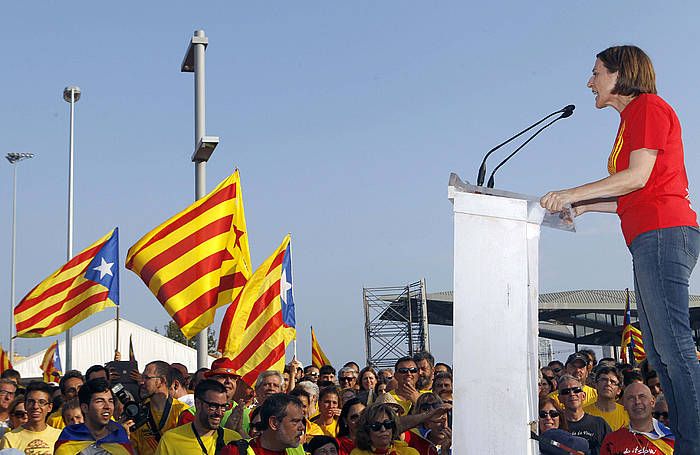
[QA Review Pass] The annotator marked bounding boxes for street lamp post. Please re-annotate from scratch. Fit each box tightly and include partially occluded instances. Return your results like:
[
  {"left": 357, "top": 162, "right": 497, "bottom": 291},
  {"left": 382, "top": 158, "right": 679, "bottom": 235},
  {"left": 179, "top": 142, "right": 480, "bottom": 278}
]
[
  {"left": 181, "top": 30, "right": 219, "bottom": 369},
  {"left": 63, "top": 85, "right": 81, "bottom": 371},
  {"left": 5, "top": 152, "right": 35, "bottom": 363}
]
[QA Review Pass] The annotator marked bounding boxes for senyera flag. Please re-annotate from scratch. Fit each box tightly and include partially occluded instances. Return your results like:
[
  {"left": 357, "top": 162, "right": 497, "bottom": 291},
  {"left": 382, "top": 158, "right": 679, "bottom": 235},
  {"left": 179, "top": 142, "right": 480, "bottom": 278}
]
[
  {"left": 126, "top": 170, "right": 252, "bottom": 339},
  {"left": 620, "top": 288, "right": 646, "bottom": 364},
  {"left": 219, "top": 234, "right": 296, "bottom": 385},
  {"left": 14, "top": 229, "right": 119, "bottom": 338},
  {"left": 40, "top": 341, "right": 62, "bottom": 382},
  {"left": 311, "top": 326, "right": 331, "bottom": 368},
  {"left": 0, "top": 345, "right": 12, "bottom": 374}
]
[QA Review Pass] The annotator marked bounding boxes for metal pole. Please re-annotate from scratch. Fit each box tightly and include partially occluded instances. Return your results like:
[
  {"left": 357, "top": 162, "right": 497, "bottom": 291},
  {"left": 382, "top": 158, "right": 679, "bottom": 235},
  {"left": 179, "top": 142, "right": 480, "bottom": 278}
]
[
  {"left": 63, "top": 86, "right": 80, "bottom": 371},
  {"left": 115, "top": 305, "right": 120, "bottom": 358},
  {"left": 9, "top": 166, "right": 17, "bottom": 362},
  {"left": 193, "top": 30, "right": 208, "bottom": 369}
]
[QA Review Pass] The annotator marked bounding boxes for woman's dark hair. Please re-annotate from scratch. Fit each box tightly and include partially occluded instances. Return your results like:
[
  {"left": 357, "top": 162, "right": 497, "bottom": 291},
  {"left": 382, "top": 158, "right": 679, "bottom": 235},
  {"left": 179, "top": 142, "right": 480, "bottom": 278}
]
[
  {"left": 304, "top": 435, "right": 339, "bottom": 455},
  {"left": 596, "top": 45, "right": 657, "bottom": 96},
  {"left": 337, "top": 397, "right": 365, "bottom": 438},
  {"left": 319, "top": 385, "right": 340, "bottom": 401},
  {"left": 358, "top": 367, "right": 377, "bottom": 392},
  {"left": 539, "top": 396, "right": 568, "bottom": 432},
  {"left": 355, "top": 403, "right": 399, "bottom": 451}
]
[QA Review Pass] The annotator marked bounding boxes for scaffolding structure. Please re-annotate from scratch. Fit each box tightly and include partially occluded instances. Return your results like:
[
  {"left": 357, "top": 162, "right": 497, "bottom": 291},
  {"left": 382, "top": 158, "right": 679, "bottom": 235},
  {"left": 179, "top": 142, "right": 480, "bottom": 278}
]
[{"left": 363, "top": 279, "right": 430, "bottom": 368}]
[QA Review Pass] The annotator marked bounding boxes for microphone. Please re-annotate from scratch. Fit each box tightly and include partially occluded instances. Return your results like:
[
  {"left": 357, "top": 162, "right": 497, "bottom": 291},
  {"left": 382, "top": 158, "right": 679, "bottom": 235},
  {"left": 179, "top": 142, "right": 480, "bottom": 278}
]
[
  {"left": 476, "top": 105, "right": 574, "bottom": 186},
  {"left": 486, "top": 105, "right": 575, "bottom": 188}
]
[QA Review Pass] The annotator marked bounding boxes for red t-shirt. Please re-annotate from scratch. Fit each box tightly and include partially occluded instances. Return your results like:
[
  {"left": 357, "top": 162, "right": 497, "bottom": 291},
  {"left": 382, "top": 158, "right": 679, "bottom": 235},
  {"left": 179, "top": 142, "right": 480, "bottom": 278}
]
[
  {"left": 608, "top": 93, "right": 697, "bottom": 245},
  {"left": 600, "top": 427, "right": 674, "bottom": 454},
  {"left": 337, "top": 436, "right": 356, "bottom": 455}
]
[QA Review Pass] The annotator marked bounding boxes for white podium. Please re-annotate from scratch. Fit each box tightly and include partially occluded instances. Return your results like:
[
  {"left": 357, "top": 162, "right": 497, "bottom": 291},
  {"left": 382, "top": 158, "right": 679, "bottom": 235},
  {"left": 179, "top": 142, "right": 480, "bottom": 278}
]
[{"left": 448, "top": 173, "right": 574, "bottom": 454}]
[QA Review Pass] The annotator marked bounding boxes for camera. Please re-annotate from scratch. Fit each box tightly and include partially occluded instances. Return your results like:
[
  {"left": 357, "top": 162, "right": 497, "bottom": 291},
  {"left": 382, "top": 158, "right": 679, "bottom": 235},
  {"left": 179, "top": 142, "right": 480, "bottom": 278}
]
[{"left": 112, "top": 383, "right": 150, "bottom": 432}]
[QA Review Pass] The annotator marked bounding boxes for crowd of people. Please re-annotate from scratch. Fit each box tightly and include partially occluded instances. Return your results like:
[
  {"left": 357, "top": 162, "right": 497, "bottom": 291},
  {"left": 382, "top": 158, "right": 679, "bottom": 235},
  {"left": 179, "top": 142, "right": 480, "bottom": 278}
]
[
  {"left": 538, "top": 349, "right": 675, "bottom": 454},
  {"left": 0, "top": 351, "right": 452, "bottom": 455}
]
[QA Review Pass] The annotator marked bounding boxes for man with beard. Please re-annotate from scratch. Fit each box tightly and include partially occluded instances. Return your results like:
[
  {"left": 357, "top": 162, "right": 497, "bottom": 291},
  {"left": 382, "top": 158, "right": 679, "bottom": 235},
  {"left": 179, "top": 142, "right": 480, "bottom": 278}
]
[
  {"left": 130, "top": 361, "right": 189, "bottom": 455},
  {"left": 0, "top": 381, "right": 62, "bottom": 454},
  {"left": 230, "top": 393, "right": 305, "bottom": 455},
  {"left": 558, "top": 375, "right": 611, "bottom": 455},
  {"left": 600, "top": 383, "right": 674, "bottom": 454},
  {"left": 155, "top": 380, "right": 242, "bottom": 454},
  {"left": 54, "top": 379, "right": 134, "bottom": 455},
  {"left": 413, "top": 352, "right": 435, "bottom": 392}
]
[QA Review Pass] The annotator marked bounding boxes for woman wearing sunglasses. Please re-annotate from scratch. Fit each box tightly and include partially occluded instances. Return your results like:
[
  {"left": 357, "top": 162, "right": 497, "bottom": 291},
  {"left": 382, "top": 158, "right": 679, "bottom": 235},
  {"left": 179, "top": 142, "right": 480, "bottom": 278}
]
[
  {"left": 539, "top": 397, "right": 568, "bottom": 433},
  {"left": 0, "top": 396, "right": 27, "bottom": 438},
  {"left": 336, "top": 398, "right": 366, "bottom": 455},
  {"left": 351, "top": 404, "right": 418, "bottom": 455}
]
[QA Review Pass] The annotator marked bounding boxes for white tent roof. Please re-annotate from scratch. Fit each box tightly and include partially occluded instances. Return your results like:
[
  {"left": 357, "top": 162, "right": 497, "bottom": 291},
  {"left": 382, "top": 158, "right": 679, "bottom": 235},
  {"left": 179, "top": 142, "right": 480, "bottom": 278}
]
[{"left": 13, "top": 318, "right": 216, "bottom": 378}]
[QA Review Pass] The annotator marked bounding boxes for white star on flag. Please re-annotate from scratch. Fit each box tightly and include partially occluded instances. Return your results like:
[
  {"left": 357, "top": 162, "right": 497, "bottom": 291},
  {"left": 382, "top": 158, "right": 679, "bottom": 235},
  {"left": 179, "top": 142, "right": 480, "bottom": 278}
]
[
  {"left": 280, "top": 273, "right": 292, "bottom": 304},
  {"left": 93, "top": 257, "right": 114, "bottom": 280}
]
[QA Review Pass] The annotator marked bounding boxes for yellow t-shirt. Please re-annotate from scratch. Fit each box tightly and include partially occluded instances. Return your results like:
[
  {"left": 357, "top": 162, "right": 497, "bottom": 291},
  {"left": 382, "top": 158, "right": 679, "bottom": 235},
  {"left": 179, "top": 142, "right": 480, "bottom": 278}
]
[
  {"left": 309, "top": 417, "right": 338, "bottom": 437},
  {"left": 47, "top": 408, "right": 66, "bottom": 429},
  {"left": 0, "top": 425, "right": 62, "bottom": 455},
  {"left": 350, "top": 440, "right": 419, "bottom": 455},
  {"left": 305, "top": 419, "right": 325, "bottom": 438},
  {"left": 131, "top": 398, "right": 189, "bottom": 455},
  {"left": 388, "top": 390, "right": 430, "bottom": 415},
  {"left": 548, "top": 385, "right": 598, "bottom": 409},
  {"left": 583, "top": 402, "right": 630, "bottom": 431},
  {"left": 155, "top": 423, "right": 241, "bottom": 455}
]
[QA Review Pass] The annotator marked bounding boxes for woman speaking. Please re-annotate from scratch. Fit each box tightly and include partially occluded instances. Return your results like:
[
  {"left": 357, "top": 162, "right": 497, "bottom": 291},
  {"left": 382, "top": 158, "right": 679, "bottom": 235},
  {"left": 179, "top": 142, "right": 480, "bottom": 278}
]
[{"left": 540, "top": 45, "right": 700, "bottom": 453}]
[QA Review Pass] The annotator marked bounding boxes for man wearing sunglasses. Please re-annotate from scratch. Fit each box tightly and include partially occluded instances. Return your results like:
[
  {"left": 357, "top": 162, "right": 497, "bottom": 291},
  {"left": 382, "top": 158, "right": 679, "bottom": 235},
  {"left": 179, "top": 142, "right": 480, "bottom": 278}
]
[
  {"left": 156, "top": 380, "right": 242, "bottom": 454},
  {"left": 600, "top": 383, "right": 674, "bottom": 454},
  {"left": 549, "top": 353, "right": 599, "bottom": 408},
  {"left": 558, "top": 375, "right": 611, "bottom": 455},
  {"left": 389, "top": 357, "right": 425, "bottom": 415},
  {"left": 0, "top": 381, "right": 61, "bottom": 454}
]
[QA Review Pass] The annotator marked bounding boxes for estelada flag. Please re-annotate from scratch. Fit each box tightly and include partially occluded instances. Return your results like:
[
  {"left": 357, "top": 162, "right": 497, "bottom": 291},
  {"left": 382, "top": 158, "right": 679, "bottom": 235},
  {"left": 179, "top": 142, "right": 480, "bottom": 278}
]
[
  {"left": 0, "top": 345, "right": 12, "bottom": 374},
  {"left": 219, "top": 234, "right": 296, "bottom": 385},
  {"left": 311, "top": 326, "right": 331, "bottom": 368},
  {"left": 40, "top": 341, "right": 62, "bottom": 382},
  {"left": 14, "top": 229, "right": 119, "bottom": 338},
  {"left": 126, "top": 170, "right": 252, "bottom": 339}
]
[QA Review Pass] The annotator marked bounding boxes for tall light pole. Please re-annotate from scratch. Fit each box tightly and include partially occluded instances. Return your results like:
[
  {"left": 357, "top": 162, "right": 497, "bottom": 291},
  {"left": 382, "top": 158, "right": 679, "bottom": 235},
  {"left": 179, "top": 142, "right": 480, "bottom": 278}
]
[
  {"left": 182, "top": 30, "right": 219, "bottom": 369},
  {"left": 5, "top": 152, "right": 35, "bottom": 362},
  {"left": 63, "top": 85, "right": 81, "bottom": 370}
]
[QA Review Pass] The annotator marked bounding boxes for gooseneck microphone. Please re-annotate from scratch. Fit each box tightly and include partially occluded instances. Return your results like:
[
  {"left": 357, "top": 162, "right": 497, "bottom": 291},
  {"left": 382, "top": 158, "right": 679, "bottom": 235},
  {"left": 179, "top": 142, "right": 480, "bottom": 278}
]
[
  {"left": 486, "top": 105, "right": 574, "bottom": 188},
  {"left": 476, "top": 105, "right": 575, "bottom": 186}
]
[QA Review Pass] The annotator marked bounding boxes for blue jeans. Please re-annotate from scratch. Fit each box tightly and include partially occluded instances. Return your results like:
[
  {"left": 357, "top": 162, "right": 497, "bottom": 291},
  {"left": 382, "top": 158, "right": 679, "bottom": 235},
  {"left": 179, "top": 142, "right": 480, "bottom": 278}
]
[{"left": 630, "top": 226, "right": 700, "bottom": 454}]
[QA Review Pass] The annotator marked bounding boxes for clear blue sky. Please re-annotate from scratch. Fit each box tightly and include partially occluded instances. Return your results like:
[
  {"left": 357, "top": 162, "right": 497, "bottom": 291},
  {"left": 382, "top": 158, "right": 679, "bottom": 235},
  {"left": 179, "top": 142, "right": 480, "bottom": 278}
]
[{"left": 3, "top": 2, "right": 700, "bottom": 367}]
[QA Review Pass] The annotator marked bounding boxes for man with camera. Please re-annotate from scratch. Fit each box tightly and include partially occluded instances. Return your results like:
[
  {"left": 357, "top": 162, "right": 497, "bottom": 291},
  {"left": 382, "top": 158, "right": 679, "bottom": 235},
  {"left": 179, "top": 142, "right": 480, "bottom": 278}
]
[
  {"left": 130, "top": 361, "right": 189, "bottom": 455},
  {"left": 54, "top": 378, "right": 134, "bottom": 454},
  {"left": 155, "top": 380, "right": 242, "bottom": 454}
]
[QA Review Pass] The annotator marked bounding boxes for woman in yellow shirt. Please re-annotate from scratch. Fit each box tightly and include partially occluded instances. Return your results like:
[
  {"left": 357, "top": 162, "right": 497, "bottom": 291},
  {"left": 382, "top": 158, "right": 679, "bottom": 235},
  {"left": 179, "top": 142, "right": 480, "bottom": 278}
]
[{"left": 350, "top": 404, "right": 418, "bottom": 455}]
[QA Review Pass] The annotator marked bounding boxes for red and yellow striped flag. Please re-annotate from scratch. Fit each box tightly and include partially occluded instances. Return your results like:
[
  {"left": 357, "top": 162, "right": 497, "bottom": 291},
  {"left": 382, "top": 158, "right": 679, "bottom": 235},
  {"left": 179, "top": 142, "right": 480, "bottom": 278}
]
[
  {"left": 0, "top": 345, "right": 12, "bottom": 374},
  {"left": 219, "top": 235, "right": 296, "bottom": 385},
  {"left": 311, "top": 326, "right": 331, "bottom": 368},
  {"left": 40, "top": 341, "right": 62, "bottom": 382},
  {"left": 126, "top": 171, "right": 252, "bottom": 339},
  {"left": 621, "top": 289, "right": 646, "bottom": 364},
  {"left": 14, "top": 229, "right": 119, "bottom": 338}
]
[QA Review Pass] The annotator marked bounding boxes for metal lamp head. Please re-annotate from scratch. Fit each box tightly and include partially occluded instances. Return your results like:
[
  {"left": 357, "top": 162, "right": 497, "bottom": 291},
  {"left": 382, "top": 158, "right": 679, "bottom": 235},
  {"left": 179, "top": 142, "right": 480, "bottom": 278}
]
[
  {"left": 5, "top": 152, "right": 35, "bottom": 164},
  {"left": 63, "top": 86, "right": 81, "bottom": 103}
]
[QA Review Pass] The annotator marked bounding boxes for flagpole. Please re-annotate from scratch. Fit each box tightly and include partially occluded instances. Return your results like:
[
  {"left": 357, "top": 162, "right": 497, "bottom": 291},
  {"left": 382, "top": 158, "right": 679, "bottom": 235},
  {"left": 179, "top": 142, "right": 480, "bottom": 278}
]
[
  {"left": 115, "top": 306, "right": 120, "bottom": 357},
  {"left": 63, "top": 86, "right": 81, "bottom": 371},
  {"left": 182, "top": 30, "right": 219, "bottom": 369}
]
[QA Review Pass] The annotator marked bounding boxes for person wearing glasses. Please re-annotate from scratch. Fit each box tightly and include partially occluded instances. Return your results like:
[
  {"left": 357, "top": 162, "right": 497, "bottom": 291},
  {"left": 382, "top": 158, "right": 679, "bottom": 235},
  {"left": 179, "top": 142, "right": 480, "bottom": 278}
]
[
  {"left": 0, "top": 381, "right": 61, "bottom": 453},
  {"left": 583, "top": 367, "right": 629, "bottom": 431},
  {"left": 404, "top": 393, "right": 451, "bottom": 455},
  {"left": 549, "top": 354, "right": 598, "bottom": 409},
  {"left": 336, "top": 397, "right": 366, "bottom": 455},
  {"left": 600, "top": 383, "right": 674, "bottom": 454},
  {"left": 338, "top": 368, "right": 359, "bottom": 391},
  {"left": 351, "top": 403, "right": 418, "bottom": 455},
  {"left": 389, "top": 357, "right": 424, "bottom": 415},
  {"left": 558, "top": 375, "right": 611, "bottom": 455},
  {"left": 5, "top": 395, "right": 27, "bottom": 436},
  {"left": 0, "top": 379, "right": 18, "bottom": 433},
  {"left": 304, "top": 366, "right": 321, "bottom": 384},
  {"left": 47, "top": 369, "right": 84, "bottom": 430},
  {"left": 548, "top": 361, "right": 566, "bottom": 381},
  {"left": 131, "top": 361, "right": 189, "bottom": 455},
  {"left": 155, "top": 380, "right": 241, "bottom": 455},
  {"left": 652, "top": 394, "right": 671, "bottom": 429}
]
